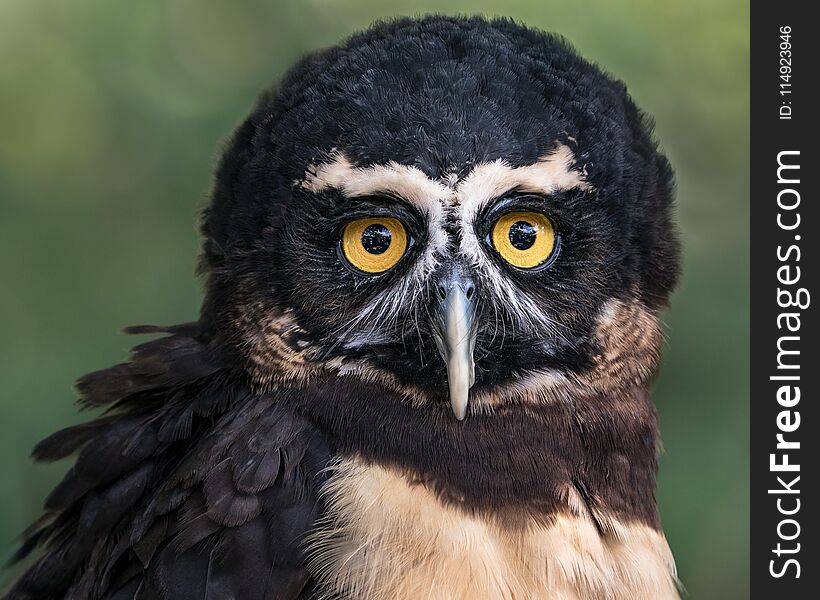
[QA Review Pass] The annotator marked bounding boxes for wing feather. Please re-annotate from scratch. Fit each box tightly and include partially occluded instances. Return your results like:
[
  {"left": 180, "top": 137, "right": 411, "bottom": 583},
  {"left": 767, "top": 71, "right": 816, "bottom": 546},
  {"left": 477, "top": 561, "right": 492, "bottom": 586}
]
[{"left": 3, "top": 324, "right": 329, "bottom": 600}]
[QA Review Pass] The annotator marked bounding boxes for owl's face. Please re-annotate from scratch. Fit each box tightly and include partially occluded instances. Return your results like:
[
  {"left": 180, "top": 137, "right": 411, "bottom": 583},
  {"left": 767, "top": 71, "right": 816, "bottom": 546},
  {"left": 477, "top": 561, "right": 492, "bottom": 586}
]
[
  {"left": 201, "top": 18, "right": 679, "bottom": 418},
  {"left": 276, "top": 147, "right": 603, "bottom": 419}
]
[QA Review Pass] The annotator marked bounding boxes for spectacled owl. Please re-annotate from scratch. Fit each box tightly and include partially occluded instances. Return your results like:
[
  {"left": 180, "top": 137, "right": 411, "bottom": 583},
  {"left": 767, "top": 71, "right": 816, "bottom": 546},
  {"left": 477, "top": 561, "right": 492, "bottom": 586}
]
[{"left": 4, "top": 15, "right": 682, "bottom": 600}]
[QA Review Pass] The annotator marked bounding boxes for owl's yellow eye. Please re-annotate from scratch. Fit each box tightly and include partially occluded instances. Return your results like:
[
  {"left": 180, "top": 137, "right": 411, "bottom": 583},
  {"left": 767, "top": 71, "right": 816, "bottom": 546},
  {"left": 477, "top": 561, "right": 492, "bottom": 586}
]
[
  {"left": 341, "top": 217, "right": 408, "bottom": 273},
  {"left": 490, "top": 211, "right": 556, "bottom": 269}
]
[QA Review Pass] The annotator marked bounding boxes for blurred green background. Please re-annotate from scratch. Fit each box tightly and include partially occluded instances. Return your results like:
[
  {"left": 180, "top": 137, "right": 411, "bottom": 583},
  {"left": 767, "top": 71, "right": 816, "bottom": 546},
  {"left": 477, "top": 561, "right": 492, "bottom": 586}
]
[{"left": 0, "top": 0, "right": 749, "bottom": 597}]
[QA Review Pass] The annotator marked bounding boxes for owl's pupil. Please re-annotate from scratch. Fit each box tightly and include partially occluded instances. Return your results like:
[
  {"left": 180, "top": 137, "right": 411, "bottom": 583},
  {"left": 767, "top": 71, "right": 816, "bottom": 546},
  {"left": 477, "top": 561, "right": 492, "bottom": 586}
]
[
  {"left": 361, "top": 223, "right": 392, "bottom": 254},
  {"left": 508, "top": 221, "right": 537, "bottom": 250}
]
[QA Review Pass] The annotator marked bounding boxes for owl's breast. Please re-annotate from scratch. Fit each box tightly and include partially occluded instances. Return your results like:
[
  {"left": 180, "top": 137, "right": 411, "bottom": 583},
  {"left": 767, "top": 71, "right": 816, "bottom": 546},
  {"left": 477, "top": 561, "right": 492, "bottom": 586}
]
[{"left": 306, "top": 456, "right": 679, "bottom": 600}]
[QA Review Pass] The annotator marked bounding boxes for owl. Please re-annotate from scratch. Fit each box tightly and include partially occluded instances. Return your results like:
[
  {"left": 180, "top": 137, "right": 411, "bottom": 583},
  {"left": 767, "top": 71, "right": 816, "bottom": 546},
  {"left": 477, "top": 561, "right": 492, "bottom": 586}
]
[{"left": 4, "top": 16, "right": 682, "bottom": 600}]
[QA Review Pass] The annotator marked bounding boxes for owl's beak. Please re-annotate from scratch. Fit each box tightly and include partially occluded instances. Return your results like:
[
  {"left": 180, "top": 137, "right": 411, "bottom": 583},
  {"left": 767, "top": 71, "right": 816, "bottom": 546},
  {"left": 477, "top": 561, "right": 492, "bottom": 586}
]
[{"left": 434, "top": 273, "right": 476, "bottom": 420}]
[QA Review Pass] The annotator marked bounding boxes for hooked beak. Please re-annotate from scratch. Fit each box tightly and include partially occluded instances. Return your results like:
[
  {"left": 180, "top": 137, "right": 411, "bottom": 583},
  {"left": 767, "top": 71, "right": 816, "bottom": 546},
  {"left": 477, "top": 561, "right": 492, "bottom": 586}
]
[{"left": 433, "top": 274, "right": 476, "bottom": 420}]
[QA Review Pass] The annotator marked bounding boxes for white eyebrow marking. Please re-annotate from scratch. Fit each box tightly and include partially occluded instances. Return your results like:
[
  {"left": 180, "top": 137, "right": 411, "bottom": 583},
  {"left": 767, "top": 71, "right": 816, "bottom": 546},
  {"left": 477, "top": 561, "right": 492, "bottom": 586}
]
[
  {"left": 297, "top": 144, "right": 588, "bottom": 215},
  {"left": 455, "top": 144, "right": 590, "bottom": 224},
  {"left": 298, "top": 153, "right": 450, "bottom": 215}
]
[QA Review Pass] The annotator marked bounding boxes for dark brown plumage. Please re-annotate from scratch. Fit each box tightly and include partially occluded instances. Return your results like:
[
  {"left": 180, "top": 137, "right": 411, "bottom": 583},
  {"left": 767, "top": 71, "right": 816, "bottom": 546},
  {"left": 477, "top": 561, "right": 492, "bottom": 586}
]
[{"left": 7, "top": 325, "right": 330, "bottom": 599}]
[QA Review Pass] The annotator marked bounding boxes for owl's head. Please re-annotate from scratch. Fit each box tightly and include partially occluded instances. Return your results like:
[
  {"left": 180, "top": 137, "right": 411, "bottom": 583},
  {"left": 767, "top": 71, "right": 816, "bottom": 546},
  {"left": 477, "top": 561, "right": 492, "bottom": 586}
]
[{"left": 200, "top": 16, "right": 680, "bottom": 420}]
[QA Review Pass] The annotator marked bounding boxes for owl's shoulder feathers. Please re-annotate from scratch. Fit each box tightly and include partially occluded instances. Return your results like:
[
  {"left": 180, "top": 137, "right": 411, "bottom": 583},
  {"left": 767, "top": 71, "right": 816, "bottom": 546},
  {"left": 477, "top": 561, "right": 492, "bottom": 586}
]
[{"left": 4, "top": 325, "right": 330, "bottom": 600}]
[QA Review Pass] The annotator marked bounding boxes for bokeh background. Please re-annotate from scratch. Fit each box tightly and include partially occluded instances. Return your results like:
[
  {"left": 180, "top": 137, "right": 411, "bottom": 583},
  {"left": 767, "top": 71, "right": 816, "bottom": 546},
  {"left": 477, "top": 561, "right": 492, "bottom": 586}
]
[{"left": 0, "top": 0, "right": 749, "bottom": 597}]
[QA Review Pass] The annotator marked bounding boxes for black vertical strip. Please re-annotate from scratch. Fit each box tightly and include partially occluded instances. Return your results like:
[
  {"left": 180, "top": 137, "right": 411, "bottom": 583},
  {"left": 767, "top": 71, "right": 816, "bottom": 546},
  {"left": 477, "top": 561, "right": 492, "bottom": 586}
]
[{"left": 751, "top": 2, "right": 817, "bottom": 597}]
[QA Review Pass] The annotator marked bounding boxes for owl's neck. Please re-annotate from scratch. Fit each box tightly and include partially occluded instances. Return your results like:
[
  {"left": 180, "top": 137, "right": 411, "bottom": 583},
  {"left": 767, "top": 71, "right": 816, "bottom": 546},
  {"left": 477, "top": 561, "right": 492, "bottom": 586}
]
[
  {"left": 215, "top": 293, "right": 665, "bottom": 528},
  {"left": 278, "top": 375, "right": 662, "bottom": 530}
]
